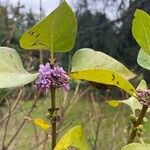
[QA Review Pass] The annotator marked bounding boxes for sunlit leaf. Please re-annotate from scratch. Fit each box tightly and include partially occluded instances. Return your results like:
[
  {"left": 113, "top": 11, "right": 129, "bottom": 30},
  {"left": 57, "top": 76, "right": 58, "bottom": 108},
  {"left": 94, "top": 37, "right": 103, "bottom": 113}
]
[
  {"left": 107, "top": 100, "right": 120, "bottom": 107},
  {"left": 0, "top": 47, "right": 38, "bottom": 88},
  {"left": 71, "top": 48, "right": 135, "bottom": 80},
  {"left": 137, "top": 49, "right": 150, "bottom": 70},
  {"left": 121, "top": 143, "right": 150, "bottom": 150},
  {"left": 20, "top": 1, "right": 77, "bottom": 52},
  {"left": 54, "top": 125, "right": 90, "bottom": 150},
  {"left": 132, "top": 9, "right": 150, "bottom": 55},
  {"left": 107, "top": 80, "right": 149, "bottom": 115},
  {"left": 33, "top": 118, "right": 51, "bottom": 130},
  {"left": 70, "top": 69, "right": 136, "bottom": 96}
]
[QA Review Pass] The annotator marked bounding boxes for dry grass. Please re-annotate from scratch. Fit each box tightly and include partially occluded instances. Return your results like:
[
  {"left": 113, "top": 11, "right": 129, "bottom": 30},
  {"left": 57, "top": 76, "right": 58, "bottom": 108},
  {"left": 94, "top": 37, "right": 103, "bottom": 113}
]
[{"left": 0, "top": 90, "right": 150, "bottom": 150}]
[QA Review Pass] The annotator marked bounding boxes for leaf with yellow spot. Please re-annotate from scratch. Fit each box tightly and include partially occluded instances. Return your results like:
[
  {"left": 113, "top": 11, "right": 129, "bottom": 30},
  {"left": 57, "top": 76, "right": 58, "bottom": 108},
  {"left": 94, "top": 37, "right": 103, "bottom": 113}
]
[
  {"left": 70, "top": 69, "right": 136, "bottom": 96},
  {"left": 71, "top": 48, "right": 135, "bottom": 80},
  {"left": 33, "top": 118, "right": 51, "bottom": 130},
  {"left": 107, "top": 80, "right": 150, "bottom": 115},
  {"left": 54, "top": 125, "right": 90, "bottom": 150}
]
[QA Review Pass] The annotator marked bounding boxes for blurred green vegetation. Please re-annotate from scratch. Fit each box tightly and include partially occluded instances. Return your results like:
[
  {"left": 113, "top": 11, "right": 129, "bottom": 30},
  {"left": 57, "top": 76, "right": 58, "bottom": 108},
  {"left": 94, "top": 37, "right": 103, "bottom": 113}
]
[{"left": 0, "top": 91, "right": 150, "bottom": 150}]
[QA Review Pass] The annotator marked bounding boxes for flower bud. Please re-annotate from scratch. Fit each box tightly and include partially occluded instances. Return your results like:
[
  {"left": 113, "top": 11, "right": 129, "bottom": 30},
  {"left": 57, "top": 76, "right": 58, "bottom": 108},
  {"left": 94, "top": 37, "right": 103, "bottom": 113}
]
[
  {"left": 45, "top": 113, "right": 52, "bottom": 120},
  {"left": 136, "top": 125, "right": 144, "bottom": 135},
  {"left": 137, "top": 89, "right": 150, "bottom": 107},
  {"left": 142, "top": 117, "right": 148, "bottom": 124},
  {"left": 129, "top": 114, "right": 137, "bottom": 123}
]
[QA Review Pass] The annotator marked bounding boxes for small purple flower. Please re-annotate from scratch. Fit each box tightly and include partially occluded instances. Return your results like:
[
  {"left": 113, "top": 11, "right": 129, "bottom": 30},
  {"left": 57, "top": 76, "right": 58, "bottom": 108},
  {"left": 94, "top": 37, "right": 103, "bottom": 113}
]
[
  {"left": 53, "top": 66, "right": 64, "bottom": 77},
  {"left": 137, "top": 89, "right": 150, "bottom": 107},
  {"left": 35, "top": 63, "right": 70, "bottom": 92}
]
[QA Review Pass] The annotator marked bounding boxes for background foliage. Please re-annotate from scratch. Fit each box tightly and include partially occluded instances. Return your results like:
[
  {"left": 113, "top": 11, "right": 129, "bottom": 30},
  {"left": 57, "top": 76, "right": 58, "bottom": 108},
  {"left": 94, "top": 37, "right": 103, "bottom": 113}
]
[{"left": 0, "top": 0, "right": 150, "bottom": 149}]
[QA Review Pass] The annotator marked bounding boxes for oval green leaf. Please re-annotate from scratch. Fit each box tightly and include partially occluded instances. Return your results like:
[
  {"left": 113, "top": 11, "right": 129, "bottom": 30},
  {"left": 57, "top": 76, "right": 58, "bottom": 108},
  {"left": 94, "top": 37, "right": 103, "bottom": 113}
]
[
  {"left": 0, "top": 47, "right": 38, "bottom": 88},
  {"left": 70, "top": 69, "right": 136, "bottom": 96},
  {"left": 132, "top": 9, "right": 150, "bottom": 55},
  {"left": 20, "top": 1, "right": 77, "bottom": 52},
  {"left": 71, "top": 48, "right": 135, "bottom": 80},
  {"left": 121, "top": 143, "right": 150, "bottom": 150},
  {"left": 54, "top": 125, "right": 90, "bottom": 150},
  {"left": 107, "top": 80, "right": 149, "bottom": 115},
  {"left": 137, "top": 49, "right": 150, "bottom": 70}
]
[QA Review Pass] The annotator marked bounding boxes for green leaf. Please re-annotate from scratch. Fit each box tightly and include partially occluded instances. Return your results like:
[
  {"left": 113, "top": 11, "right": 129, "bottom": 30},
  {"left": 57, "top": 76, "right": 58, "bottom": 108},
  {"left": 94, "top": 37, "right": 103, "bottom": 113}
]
[
  {"left": 20, "top": 1, "right": 77, "bottom": 52},
  {"left": 132, "top": 9, "right": 150, "bottom": 55},
  {"left": 121, "top": 143, "right": 150, "bottom": 150},
  {"left": 107, "top": 80, "right": 149, "bottom": 115},
  {"left": 71, "top": 48, "right": 135, "bottom": 80},
  {"left": 70, "top": 69, "right": 136, "bottom": 96},
  {"left": 54, "top": 125, "right": 90, "bottom": 150},
  {"left": 0, "top": 47, "right": 38, "bottom": 88},
  {"left": 137, "top": 49, "right": 150, "bottom": 70}
]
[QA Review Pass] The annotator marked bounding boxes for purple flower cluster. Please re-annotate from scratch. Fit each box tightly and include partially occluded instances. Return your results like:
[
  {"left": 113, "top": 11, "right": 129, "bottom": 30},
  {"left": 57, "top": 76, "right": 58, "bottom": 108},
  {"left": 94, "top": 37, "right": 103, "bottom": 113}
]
[
  {"left": 35, "top": 63, "right": 70, "bottom": 92},
  {"left": 137, "top": 89, "right": 150, "bottom": 107}
]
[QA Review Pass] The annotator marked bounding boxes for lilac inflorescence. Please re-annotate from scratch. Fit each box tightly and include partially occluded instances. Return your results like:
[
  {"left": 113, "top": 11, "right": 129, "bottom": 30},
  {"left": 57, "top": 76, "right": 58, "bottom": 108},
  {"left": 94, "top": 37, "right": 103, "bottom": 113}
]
[
  {"left": 35, "top": 63, "right": 70, "bottom": 92},
  {"left": 137, "top": 89, "right": 150, "bottom": 107}
]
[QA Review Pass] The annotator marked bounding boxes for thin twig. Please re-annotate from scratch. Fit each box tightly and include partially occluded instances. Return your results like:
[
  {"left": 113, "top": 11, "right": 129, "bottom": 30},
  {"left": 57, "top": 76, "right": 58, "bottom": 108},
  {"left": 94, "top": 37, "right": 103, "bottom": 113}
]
[
  {"left": 57, "top": 82, "right": 80, "bottom": 133},
  {"left": 90, "top": 93, "right": 98, "bottom": 115},
  {"left": 0, "top": 89, "right": 23, "bottom": 124},
  {"left": 137, "top": 135, "right": 144, "bottom": 144},
  {"left": 90, "top": 93, "right": 101, "bottom": 150},
  {"left": 30, "top": 135, "right": 49, "bottom": 150},
  {"left": 32, "top": 123, "right": 39, "bottom": 148},
  {"left": 1, "top": 99, "right": 11, "bottom": 150},
  {"left": 42, "top": 133, "right": 48, "bottom": 150},
  {"left": 93, "top": 119, "right": 101, "bottom": 150},
  {"left": 66, "top": 87, "right": 91, "bottom": 114},
  {"left": 5, "top": 91, "right": 40, "bottom": 150}
]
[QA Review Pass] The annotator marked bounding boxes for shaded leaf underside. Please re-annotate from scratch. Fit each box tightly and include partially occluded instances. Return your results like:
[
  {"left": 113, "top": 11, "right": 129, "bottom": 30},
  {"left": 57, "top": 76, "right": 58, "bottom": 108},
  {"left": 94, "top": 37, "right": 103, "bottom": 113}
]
[{"left": 0, "top": 47, "right": 38, "bottom": 88}]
